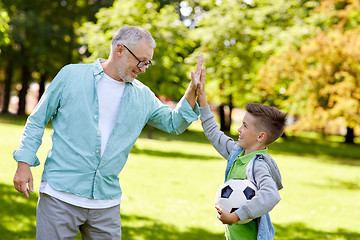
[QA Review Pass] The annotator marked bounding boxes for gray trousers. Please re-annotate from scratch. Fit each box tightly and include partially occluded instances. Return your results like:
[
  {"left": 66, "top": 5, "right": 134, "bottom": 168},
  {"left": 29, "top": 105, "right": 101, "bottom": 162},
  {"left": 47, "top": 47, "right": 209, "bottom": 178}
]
[{"left": 36, "top": 193, "right": 121, "bottom": 240}]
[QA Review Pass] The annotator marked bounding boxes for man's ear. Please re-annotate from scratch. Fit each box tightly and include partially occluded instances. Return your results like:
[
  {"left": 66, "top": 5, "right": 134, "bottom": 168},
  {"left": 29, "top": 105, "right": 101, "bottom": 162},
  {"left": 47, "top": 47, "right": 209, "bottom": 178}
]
[
  {"left": 257, "top": 131, "right": 267, "bottom": 143},
  {"left": 116, "top": 44, "right": 125, "bottom": 57}
]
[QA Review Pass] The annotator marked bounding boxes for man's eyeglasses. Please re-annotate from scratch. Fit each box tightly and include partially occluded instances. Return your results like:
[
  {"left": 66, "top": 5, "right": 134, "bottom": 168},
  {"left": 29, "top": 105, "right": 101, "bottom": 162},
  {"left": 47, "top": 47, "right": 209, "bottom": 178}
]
[{"left": 122, "top": 44, "right": 152, "bottom": 68}]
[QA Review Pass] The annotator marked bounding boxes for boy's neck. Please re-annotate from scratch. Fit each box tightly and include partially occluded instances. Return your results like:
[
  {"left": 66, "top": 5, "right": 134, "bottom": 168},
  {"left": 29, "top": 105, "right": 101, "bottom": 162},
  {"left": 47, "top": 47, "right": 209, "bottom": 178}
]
[{"left": 244, "top": 145, "right": 267, "bottom": 155}]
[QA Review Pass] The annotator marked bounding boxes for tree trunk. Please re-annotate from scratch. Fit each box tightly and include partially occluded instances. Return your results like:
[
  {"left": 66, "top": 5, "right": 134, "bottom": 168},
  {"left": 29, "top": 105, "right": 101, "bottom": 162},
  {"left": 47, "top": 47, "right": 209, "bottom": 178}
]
[
  {"left": 17, "top": 64, "right": 31, "bottom": 116},
  {"left": 2, "top": 60, "right": 13, "bottom": 114},
  {"left": 147, "top": 124, "right": 153, "bottom": 139},
  {"left": 219, "top": 104, "right": 231, "bottom": 132},
  {"left": 228, "top": 94, "right": 233, "bottom": 132},
  {"left": 219, "top": 104, "right": 226, "bottom": 132},
  {"left": 38, "top": 72, "right": 47, "bottom": 100},
  {"left": 345, "top": 127, "right": 354, "bottom": 144}
]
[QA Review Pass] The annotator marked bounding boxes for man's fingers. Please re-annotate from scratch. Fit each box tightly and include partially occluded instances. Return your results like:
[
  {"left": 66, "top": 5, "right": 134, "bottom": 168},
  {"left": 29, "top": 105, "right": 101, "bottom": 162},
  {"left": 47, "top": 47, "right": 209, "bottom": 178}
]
[
  {"left": 191, "top": 71, "right": 199, "bottom": 85},
  {"left": 14, "top": 177, "right": 32, "bottom": 198},
  {"left": 18, "top": 183, "right": 29, "bottom": 198},
  {"left": 24, "top": 189, "right": 29, "bottom": 198},
  {"left": 200, "top": 67, "right": 206, "bottom": 84},
  {"left": 13, "top": 162, "right": 33, "bottom": 198},
  {"left": 29, "top": 177, "right": 34, "bottom": 192},
  {"left": 195, "top": 54, "right": 204, "bottom": 75}
]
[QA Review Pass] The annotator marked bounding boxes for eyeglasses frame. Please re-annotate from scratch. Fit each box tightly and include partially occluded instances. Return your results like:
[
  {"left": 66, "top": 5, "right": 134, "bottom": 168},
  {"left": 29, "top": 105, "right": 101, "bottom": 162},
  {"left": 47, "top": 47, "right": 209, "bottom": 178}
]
[{"left": 121, "top": 44, "right": 152, "bottom": 68}]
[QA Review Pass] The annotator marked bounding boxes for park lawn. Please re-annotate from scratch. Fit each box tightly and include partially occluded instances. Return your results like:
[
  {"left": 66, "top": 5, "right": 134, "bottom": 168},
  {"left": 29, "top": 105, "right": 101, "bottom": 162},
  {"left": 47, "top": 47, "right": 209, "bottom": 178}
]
[{"left": 1, "top": 116, "right": 360, "bottom": 240}]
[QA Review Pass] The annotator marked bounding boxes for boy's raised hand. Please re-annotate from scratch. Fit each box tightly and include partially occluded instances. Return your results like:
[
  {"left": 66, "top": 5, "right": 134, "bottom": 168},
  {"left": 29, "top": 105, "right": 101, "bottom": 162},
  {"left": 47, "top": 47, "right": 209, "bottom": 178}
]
[{"left": 194, "top": 65, "right": 207, "bottom": 107}]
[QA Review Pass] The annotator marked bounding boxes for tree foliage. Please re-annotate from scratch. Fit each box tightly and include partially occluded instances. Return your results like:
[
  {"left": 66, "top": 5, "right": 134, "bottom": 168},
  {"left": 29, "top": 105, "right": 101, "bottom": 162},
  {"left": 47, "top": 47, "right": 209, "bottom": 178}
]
[
  {"left": 189, "top": 0, "right": 324, "bottom": 107},
  {"left": 0, "top": 0, "right": 114, "bottom": 114},
  {"left": 1, "top": 0, "right": 359, "bottom": 141},
  {"left": 181, "top": 0, "right": 325, "bottom": 131},
  {"left": 256, "top": 0, "right": 360, "bottom": 142},
  {"left": 80, "top": 0, "right": 196, "bottom": 99},
  {"left": 0, "top": 6, "right": 10, "bottom": 51}
]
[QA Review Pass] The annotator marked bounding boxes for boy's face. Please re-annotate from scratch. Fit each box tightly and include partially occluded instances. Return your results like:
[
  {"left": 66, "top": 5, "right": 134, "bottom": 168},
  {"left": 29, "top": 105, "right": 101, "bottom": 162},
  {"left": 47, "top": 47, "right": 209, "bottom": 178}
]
[{"left": 237, "top": 112, "right": 262, "bottom": 149}]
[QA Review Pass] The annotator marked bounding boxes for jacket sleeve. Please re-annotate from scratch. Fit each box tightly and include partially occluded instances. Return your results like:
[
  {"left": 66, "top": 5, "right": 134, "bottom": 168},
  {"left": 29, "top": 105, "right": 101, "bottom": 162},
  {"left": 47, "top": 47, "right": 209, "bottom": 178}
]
[
  {"left": 235, "top": 159, "right": 281, "bottom": 221},
  {"left": 200, "top": 106, "right": 237, "bottom": 160},
  {"left": 13, "top": 65, "right": 68, "bottom": 166}
]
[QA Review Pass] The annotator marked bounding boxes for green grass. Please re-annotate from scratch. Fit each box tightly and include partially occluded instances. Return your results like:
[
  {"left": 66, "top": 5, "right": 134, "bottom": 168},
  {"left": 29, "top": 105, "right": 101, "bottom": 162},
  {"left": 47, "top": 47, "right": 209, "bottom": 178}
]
[{"left": 1, "top": 115, "right": 360, "bottom": 240}]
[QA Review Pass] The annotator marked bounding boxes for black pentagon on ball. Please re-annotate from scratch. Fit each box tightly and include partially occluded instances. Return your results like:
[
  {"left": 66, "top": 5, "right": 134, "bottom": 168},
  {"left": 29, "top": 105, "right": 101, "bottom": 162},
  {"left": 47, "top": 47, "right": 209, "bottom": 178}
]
[
  {"left": 230, "top": 208, "right": 238, "bottom": 213},
  {"left": 221, "top": 185, "right": 233, "bottom": 198},
  {"left": 243, "top": 186, "right": 256, "bottom": 200}
]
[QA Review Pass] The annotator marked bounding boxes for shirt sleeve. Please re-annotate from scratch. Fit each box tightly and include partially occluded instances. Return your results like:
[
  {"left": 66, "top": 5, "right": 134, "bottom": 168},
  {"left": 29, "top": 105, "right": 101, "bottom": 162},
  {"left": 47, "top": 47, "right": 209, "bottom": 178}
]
[
  {"left": 147, "top": 94, "right": 200, "bottom": 135},
  {"left": 199, "top": 105, "right": 236, "bottom": 160},
  {"left": 13, "top": 65, "right": 68, "bottom": 166}
]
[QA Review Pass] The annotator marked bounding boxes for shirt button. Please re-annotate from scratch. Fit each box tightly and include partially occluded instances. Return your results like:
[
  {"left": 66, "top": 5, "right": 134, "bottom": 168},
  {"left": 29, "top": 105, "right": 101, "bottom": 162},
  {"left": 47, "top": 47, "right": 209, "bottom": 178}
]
[
  {"left": 97, "top": 170, "right": 100, "bottom": 173},
  {"left": 94, "top": 115, "right": 97, "bottom": 119},
  {"left": 97, "top": 131, "right": 100, "bottom": 135},
  {"left": 96, "top": 150, "right": 99, "bottom": 154}
]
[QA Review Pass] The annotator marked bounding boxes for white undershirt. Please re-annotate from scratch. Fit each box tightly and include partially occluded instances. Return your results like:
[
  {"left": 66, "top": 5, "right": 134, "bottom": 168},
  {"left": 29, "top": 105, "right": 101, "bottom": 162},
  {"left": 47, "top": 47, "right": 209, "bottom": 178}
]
[
  {"left": 40, "top": 73, "right": 125, "bottom": 208},
  {"left": 97, "top": 73, "right": 126, "bottom": 156}
]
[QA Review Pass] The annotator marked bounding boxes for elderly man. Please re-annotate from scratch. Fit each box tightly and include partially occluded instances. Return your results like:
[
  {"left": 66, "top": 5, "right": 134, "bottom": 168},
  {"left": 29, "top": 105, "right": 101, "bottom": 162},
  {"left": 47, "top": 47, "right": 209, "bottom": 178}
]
[{"left": 13, "top": 25, "right": 204, "bottom": 240}]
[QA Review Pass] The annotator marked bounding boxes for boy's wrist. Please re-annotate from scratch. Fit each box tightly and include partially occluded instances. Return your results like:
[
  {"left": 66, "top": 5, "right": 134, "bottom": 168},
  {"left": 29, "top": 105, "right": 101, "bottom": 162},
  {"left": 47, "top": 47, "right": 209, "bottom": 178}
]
[
  {"left": 230, "top": 212, "right": 240, "bottom": 224},
  {"left": 198, "top": 94, "right": 208, "bottom": 108}
]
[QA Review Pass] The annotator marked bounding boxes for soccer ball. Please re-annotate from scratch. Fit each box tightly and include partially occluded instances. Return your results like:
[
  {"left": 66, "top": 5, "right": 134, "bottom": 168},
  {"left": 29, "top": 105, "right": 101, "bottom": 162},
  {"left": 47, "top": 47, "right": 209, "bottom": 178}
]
[{"left": 214, "top": 179, "right": 257, "bottom": 224}]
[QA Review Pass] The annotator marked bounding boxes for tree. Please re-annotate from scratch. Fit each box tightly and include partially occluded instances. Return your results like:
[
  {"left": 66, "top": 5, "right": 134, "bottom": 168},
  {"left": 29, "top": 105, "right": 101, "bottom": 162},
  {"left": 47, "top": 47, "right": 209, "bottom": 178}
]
[
  {"left": 0, "top": 0, "right": 114, "bottom": 115},
  {"left": 80, "top": 0, "right": 196, "bottom": 99},
  {"left": 0, "top": 6, "right": 10, "bottom": 49},
  {"left": 188, "top": 0, "right": 324, "bottom": 131},
  {"left": 0, "top": 6, "right": 11, "bottom": 113},
  {"left": 256, "top": 0, "right": 360, "bottom": 143}
]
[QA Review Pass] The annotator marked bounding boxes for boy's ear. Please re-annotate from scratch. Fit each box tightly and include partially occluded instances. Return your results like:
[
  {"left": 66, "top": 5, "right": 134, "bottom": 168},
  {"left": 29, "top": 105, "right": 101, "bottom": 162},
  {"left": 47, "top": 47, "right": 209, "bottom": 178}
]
[{"left": 257, "top": 132, "right": 267, "bottom": 143}]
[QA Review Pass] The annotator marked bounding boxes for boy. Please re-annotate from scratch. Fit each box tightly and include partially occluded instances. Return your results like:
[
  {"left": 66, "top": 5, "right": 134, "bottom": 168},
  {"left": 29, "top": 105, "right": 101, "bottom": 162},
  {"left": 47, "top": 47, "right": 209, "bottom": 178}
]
[{"left": 195, "top": 68, "right": 286, "bottom": 240}]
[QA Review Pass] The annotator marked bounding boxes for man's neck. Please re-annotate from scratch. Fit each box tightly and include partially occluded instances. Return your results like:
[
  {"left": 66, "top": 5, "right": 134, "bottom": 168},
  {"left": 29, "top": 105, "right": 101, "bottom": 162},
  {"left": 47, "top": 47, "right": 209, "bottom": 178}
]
[{"left": 101, "top": 59, "right": 122, "bottom": 82}]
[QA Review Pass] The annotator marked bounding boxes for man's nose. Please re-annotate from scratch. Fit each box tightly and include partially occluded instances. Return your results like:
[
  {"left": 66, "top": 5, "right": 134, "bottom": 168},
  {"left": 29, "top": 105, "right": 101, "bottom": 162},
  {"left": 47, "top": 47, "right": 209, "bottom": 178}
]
[{"left": 139, "top": 65, "right": 147, "bottom": 73}]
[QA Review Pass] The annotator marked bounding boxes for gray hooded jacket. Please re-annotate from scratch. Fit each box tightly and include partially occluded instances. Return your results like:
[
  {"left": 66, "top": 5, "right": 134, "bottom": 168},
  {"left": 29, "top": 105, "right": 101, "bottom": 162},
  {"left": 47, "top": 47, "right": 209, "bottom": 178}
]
[{"left": 200, "top": 106, "right": 283, "bottom": 223}]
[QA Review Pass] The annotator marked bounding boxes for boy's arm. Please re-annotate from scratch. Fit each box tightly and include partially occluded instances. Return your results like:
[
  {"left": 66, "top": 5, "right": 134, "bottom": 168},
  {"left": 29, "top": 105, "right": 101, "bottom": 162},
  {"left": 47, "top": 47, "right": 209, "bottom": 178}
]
[
  {"left": 198, "top": 68, "right": 237, "bottom": 159},
  {"left": 235, "top": 160, "right": 281, "bottom": 221}
]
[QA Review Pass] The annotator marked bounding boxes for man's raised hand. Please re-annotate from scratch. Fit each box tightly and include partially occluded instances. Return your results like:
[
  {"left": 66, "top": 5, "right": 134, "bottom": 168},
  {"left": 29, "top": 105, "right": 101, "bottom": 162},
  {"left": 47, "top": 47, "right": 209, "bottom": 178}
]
[{"left": 190, "top": 54, "right": 204, "bottom": 90}]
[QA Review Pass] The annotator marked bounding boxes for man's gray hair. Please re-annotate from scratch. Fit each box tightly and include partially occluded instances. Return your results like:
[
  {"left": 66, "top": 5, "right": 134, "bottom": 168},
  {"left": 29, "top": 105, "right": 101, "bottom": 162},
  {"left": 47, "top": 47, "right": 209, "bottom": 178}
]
[{"left": 111, "top": 25, "right": 156, "bottom": 52}]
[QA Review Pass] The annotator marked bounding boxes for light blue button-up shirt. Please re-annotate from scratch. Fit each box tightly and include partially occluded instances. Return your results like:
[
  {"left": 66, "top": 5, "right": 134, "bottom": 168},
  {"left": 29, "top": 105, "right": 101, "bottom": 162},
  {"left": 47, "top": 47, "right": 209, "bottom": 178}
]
[{"left": 13, "top": 59, "right": 200, "bottom": 200}]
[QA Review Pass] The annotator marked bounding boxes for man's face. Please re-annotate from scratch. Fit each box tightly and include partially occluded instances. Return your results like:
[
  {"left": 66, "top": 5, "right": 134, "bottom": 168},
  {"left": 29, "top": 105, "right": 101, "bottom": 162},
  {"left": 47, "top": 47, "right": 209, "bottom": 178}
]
[
  {"left": 237, "top": 112, "right": 261, "bottom": 149},
  {"left": 117, "top": 39, "right": 154, "bottom": 83}
]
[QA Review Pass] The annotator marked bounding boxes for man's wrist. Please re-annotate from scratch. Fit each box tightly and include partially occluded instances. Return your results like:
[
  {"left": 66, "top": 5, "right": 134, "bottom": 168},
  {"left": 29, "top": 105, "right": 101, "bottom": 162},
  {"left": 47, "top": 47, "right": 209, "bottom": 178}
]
[{"left": 18, "top": 161, "right": 30, "bottom": 168}]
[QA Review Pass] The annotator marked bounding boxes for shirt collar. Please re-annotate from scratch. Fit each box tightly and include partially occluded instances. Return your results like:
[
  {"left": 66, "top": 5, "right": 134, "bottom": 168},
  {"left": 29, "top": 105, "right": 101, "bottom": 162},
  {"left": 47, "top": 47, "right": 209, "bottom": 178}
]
[
  {"left": 93, "top": 58, "right": 105, "bottom": 76},
  {"left": 93, "top": 58, "right": 134, "bottom": 85},
  {"left": 237, "top": 148, "right": 268, "bottom": 164}
]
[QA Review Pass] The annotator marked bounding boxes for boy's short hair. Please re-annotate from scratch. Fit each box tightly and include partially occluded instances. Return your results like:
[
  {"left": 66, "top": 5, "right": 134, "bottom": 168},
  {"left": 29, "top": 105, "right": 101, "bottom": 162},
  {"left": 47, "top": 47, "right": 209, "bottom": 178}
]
[{"left": 246, "top": 103, "right": 287, "bottom": 145}]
